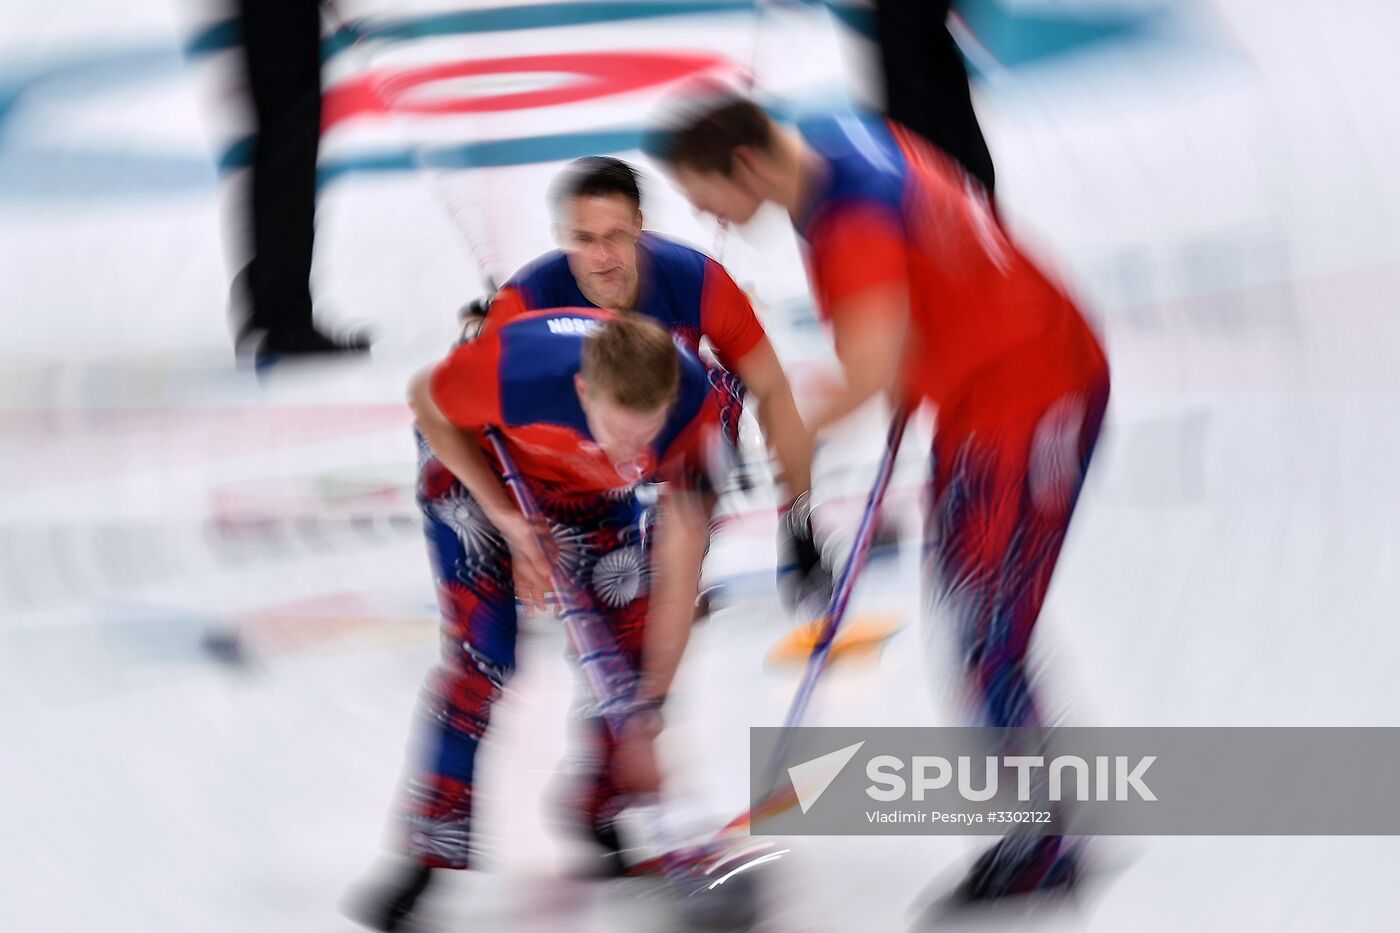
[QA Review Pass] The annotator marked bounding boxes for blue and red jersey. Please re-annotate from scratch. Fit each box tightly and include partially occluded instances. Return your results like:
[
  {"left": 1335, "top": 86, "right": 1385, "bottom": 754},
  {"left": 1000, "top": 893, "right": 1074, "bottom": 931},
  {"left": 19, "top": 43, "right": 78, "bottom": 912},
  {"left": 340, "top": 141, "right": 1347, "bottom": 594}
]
[
  {"left": 795, "top": 113, "right": 1107, "bottom": 418},
  {"left": 429, "top": 307, "right": 724, "bottom": 495},
  {"left": 488, "top": 232, "right": 765, "bottom": 370}
]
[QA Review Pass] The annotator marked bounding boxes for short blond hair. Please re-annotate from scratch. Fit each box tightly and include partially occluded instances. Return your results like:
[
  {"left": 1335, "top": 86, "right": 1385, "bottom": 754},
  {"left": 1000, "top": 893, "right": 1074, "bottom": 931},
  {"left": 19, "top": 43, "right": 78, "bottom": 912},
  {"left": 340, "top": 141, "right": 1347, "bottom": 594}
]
[{"left": 581, "top": 313, "right": 679, "bottom": 411}]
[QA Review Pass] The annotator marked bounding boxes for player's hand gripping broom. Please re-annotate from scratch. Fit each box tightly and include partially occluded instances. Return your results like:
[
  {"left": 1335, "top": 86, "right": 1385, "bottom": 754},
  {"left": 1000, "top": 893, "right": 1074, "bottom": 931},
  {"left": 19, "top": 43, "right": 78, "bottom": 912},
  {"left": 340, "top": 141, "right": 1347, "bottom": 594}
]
[{"left": 481, "top": 426, "right": 761, "bottom": 929}]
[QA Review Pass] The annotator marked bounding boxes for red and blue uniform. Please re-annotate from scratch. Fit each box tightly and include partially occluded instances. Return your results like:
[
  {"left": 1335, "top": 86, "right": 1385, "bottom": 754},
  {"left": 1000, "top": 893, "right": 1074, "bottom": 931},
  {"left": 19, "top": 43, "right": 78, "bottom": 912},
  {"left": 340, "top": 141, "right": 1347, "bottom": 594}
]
[
  {"left": 402, "top": 308, "right": 740, "bottom": 869},
  {"left": 797, "top": 112, "right": 1109, "bottom": 728},
  {"left": 797, "top": 112, "right": 1108, "bottom": 888},
  {"left": 488, "top": 232, "right": 766, "bottom": 371}
]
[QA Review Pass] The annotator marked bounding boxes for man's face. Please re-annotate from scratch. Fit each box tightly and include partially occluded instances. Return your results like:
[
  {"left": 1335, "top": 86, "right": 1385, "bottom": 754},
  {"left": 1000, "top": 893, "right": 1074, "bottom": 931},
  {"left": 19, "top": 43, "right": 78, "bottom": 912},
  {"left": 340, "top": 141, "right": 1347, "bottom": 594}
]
[
  {"left": 562, "top": 195, "right": 643, "bottom": 310},
  {"left": 575, "top": 375, "right": 671, "bottom": 476},
  {"left": 672, "top": 164, "right": 763, "bottom": 226}
]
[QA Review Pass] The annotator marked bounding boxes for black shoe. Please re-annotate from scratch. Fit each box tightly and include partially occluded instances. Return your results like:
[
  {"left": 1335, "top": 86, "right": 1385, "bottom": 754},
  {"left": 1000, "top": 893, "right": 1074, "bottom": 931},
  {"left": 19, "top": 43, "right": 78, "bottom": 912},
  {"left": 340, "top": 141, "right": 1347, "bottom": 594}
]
[
  {"left": 255, "top": 325, "right": 372, "bottom": 366},
  {"left": 199, "top": 627, "right": 251, "bottom": 669},
  {"left": 578, "top": 814, "right": 630, "bottom": 878},
  {"left": 345, "top": 861, "right": 435, "bottom": 931},
  {"left": 945, "top": 836, "right": 1079, "bottom": 908},
  {"left": 549, "top": 782, "right": 631, "bottom": 878}
]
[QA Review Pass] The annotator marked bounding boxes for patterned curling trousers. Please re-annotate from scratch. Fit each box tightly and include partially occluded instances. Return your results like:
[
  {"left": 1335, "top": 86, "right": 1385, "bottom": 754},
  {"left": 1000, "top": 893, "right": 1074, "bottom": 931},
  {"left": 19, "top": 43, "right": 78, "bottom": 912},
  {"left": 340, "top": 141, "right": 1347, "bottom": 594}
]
[
  {"left": 926, "top": 373, "right": 1110, "bottom": 733},
  {"left": 399, "top": 434, "right": 651, "bottom": 869}
]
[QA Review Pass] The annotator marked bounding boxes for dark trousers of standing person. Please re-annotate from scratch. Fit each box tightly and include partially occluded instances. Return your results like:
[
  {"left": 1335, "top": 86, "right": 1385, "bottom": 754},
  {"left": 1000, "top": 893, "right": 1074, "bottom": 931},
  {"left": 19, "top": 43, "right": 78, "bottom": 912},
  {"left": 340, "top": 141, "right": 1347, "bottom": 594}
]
[
  {"left": 235, "top": 0, "right": 368, "bottom": 358},
  {"left": 874, "top": 0, "right": 996, "bottom": 197}
]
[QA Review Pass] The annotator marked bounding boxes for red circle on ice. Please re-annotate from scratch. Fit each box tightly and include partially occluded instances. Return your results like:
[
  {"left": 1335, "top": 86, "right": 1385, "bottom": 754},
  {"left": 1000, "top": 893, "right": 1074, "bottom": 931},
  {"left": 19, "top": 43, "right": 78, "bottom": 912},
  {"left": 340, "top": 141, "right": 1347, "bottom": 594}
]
[{"left": 324, "top": 51, "right": 727, "bottom": 128}]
